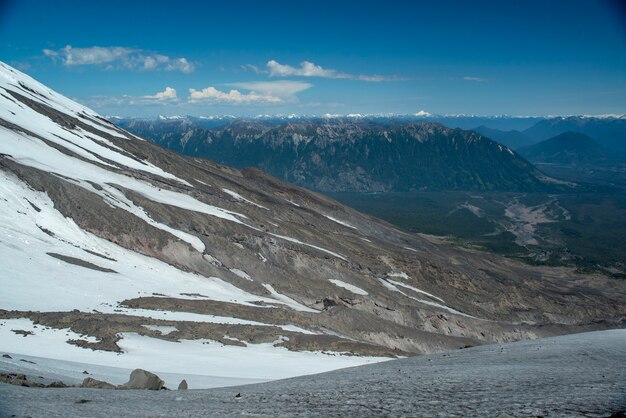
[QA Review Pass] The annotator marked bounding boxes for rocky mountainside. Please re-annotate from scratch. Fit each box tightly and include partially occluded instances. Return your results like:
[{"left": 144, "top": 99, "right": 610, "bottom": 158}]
[
  {"left": 116, "top": 117, "right": 560, "bottom": 193},
  {"left": 1, "top": 62, "right": 625, "bottom": 387},
  {"left": 518, "top": 132, "right": 608, "bottom": 165}
]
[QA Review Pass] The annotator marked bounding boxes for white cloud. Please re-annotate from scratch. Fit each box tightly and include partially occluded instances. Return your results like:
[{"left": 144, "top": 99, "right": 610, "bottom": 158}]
[
  {"left": 189, "top": 80, "right": 312, "bottom": 104},
  {"left": 267, "top": 60, "right": 350, "bottom": 79},
  {"left": 65, "top": 46, "right": 134, "bottom": 66},
  {"left": 143, "top": 87, "right": 177, "bottom": 101},
  {"left": 42, "top": 45, "right": 195, "bottom": 73},
  {"left": 189, "top": 87, "right": 282, "bottom": 104},
  {"left": 140, "top": 54, "right": 168, "bottom": 70},
  {"left": 265, "top": 60, "right": 402, "bottom": 82},
  {"left": 229, "top": 81, "right": 312, "bottom": 99},
  {"left": 165, "top": 58, "right": 194, "bottom": 73}
]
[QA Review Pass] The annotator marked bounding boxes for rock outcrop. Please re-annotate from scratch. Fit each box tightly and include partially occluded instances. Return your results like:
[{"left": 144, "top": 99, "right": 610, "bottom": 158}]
[
  {"left": 81, "top": 377, "right": 116, "bottom": 390},
  {"left": 122, "top": 369, "right": 164, "bottom": 391}
]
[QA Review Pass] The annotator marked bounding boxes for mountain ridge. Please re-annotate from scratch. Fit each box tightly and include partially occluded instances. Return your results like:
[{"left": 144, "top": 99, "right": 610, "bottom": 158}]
[
  {"left": 471, "top": 116, "right": 626, "bottom": 155},
  {"left": 116, "top": 117, "right": 562, "bottom": 193}
]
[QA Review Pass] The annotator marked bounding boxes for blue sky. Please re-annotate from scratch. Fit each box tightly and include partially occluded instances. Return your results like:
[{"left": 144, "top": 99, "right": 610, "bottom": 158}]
[{"left": 1, "top": 0, "right": 625, "bottom": 117}]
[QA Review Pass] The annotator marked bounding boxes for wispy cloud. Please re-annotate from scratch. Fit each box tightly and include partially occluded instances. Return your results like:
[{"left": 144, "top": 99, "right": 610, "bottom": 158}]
[
  {"left": 189, "top": 80, "right": 312, "bottom": 104},
  {"left": 463, "top": 76, "right": 487, "bottom": 82},
  {"left": 42, "top": 45, "right": 195, "bottom": 73},
  {"left": 263, "top": 60, "right": 404, "bottom": 82},
  {"left": 240, "top": 64, "right": 265, "bottom": 74}
]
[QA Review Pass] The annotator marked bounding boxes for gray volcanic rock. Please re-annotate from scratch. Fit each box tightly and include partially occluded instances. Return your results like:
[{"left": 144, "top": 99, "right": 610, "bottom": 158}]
[
  {"left": 81, "top": 377, "right": 116, "bottom": 390},
  {"left": 122, "top": 369, "right": 164, "bottom": 390},
  {"left": 177, "top": 380, "right": 188, "bottom": 390}
]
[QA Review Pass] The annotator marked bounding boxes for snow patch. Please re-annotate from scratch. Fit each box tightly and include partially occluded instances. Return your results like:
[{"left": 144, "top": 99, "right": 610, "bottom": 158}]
[
  {"left": 324, "top": 215, "right": 357, "bottom": 230},
  {"left": 386, "top": 277, "right": 445, "bottom": 303},
  {"left": 329, "top": 279, "right": 368, "bottom": 296},
  {"left": 222, "top": 188, "right": 268, "bottom": 210},
  {"left": 230, "top": 268, "right": 253, "bottom": 281},
  {"left": 262, "top": 284, "right": 319, "bottom": 313},
  {"left": 379, "top": 279, "right": 474, "bottom": 318},
  {"left": 268, "top": 232, "right": 347, "bottom": 261}
]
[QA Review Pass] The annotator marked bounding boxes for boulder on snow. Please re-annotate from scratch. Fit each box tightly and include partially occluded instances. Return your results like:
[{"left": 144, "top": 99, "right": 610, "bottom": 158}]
[
  {"left": 123, "top": 368, "right": 164, "bottom": 390},
  {"left": 177, "top": 379, "right": 188, "bottom": 390},
  {"left": 80, "top": 377, "right": 116, "bottom": 389}
]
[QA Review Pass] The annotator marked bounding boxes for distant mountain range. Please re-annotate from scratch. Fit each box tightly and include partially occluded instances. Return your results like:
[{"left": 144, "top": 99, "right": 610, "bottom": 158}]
[
  {"left": 115, "top": 117, "right": 560, "bottom": 193},
  {"left": 523, "top": 117, "right": 626, "bottom": 155},
  {"left": 472, "top": 116, "right": 626, "bottom": 157},
  {"left": 114, "top": 113, "right": 548, "bottom": 131},
  {"left": 518, "top": 132, "right": 607, "bottom": 165}
]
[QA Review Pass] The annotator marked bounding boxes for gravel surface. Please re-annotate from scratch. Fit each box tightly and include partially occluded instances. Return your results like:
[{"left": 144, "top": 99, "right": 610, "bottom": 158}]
[{"left": 1, "top": 330, "right": 625, "bottom": 417}]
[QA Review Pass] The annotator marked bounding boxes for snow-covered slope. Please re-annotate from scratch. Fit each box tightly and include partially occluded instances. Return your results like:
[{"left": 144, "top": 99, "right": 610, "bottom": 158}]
[{"left": 0, "top": 62, "right": 625, "bottom": 388}]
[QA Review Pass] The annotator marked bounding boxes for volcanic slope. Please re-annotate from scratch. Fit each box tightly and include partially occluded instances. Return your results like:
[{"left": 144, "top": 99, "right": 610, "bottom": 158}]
[{"left": 0, "top": 62, "right": 625, "bottom": 388}]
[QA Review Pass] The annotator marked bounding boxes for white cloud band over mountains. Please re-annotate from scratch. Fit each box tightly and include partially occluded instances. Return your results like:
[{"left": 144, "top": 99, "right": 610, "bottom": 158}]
[
  {"left": 84, "top": 80, "right": 312, "bottom": 109},
  {"left": 43, "top": 45, "right": 195, "bottom": 73}
]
